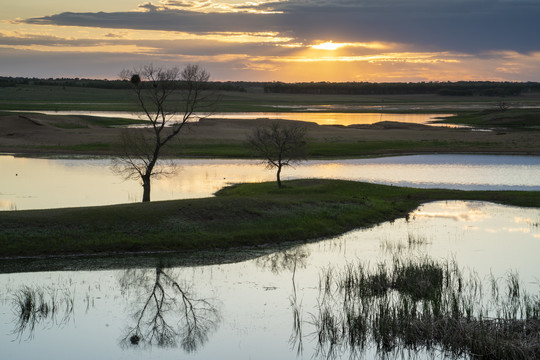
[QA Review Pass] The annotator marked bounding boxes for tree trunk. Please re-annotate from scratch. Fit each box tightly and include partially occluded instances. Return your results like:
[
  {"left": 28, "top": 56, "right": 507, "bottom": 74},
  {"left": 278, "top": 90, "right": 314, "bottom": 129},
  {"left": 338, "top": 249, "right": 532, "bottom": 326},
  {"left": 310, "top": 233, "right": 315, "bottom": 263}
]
[
  {"left": 142, "top": 175, "right": 151, "bottom": 202},
  {"left": 276, "top": 164, "right": 282, "bottom": 188}
]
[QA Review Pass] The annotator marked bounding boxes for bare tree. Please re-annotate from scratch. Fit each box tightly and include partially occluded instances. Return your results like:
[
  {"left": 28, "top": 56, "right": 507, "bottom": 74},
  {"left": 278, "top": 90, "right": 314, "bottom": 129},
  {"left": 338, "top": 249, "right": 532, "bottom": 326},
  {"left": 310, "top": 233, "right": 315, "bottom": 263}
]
[
  {"left": 119, "top": 265, "right": 220, "bottom": 351},
  {"left": 248, "top": 121, "right": 307, "bottom": 188},
  {"left": 113, "top": 64, "right": 211, "bottom": 202}
]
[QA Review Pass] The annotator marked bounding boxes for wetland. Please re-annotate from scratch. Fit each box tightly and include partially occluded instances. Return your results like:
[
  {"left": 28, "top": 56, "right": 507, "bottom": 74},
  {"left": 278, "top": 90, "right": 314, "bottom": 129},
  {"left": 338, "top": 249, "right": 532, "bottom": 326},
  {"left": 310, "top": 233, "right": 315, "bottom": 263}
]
[{"left": 1, "top": 85, "right": 539, "bottom": 358}]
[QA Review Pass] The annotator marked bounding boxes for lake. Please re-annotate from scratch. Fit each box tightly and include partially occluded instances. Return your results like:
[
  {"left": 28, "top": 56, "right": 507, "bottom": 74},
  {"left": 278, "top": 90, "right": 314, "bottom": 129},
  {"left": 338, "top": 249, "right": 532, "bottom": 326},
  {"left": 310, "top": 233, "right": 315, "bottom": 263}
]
[
  {"left": 2, "top": 154, "right": 540, "bottom": 210},
  {"left": 1, "top": 153, "right": 539, "bottom": 358},
  {"left": 15, "top": 110, "right": 454, "bottom": 126},
  {"left": 1, "top": 200, "right": 539, "bottom": 359}
]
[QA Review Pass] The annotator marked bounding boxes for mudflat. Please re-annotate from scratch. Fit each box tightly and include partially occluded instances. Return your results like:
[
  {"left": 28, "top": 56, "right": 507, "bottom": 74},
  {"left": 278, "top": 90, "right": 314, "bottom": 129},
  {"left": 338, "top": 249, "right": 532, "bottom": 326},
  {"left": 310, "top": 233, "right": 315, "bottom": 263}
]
[{"left": 1, "top": 113, "right": 539, "bottom": 156}]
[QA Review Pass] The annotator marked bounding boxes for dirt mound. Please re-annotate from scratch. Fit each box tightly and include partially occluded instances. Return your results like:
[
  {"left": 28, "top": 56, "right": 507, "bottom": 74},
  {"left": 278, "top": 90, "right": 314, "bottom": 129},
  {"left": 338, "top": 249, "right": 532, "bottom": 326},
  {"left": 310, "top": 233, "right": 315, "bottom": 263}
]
[
  {"left": 348, "top": 121, "right": 433, "bottom": 130},
  {"left": 0, "top": 115, "right": 50, "bottom": 134}
]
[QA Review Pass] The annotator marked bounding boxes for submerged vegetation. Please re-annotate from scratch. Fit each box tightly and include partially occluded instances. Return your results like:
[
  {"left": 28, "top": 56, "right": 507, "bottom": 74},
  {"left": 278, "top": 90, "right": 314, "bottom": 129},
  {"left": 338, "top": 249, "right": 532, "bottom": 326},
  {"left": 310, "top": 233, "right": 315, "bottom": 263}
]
[
  {"left": 1, "top": 179, "right": 539, "bottom": 258},
  {"left": 305, "top": 256, "right": 540, "bottom": 359}
]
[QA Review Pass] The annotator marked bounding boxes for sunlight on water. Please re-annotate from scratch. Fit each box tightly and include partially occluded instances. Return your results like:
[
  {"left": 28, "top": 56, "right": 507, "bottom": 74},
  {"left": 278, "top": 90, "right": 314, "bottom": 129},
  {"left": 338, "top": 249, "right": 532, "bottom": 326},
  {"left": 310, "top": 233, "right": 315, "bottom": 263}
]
[
  {"left": 0, "top": 201, "right": 538, "bottom": 359},
  {"left": 1, "top": 154, "right": 539, "bottom": 210},
  {"left": 15, "top": 110, "right": 453, "bottom": 126}
]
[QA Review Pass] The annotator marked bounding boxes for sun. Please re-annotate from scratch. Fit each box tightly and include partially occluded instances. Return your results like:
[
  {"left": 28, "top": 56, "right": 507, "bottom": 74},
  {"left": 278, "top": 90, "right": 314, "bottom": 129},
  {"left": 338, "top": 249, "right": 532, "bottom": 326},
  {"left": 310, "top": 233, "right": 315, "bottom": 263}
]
[{"left": 311, "top": 41, "right": 344, "bottom": 51}]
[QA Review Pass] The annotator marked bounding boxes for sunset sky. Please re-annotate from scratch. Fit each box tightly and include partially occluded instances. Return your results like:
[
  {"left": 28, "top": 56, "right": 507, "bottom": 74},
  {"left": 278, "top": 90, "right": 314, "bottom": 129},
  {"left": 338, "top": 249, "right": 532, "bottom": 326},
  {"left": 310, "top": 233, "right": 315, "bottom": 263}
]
[{"left": 2, "top": 0, "right": 540, "bottom": 82}]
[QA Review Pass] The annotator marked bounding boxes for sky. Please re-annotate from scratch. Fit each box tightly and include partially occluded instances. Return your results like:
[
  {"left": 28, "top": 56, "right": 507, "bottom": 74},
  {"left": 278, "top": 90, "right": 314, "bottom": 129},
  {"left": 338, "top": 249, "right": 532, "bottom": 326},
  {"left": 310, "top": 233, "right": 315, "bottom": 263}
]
[{"left": 2, "top": 0, "right": 540, "bottom": 82}]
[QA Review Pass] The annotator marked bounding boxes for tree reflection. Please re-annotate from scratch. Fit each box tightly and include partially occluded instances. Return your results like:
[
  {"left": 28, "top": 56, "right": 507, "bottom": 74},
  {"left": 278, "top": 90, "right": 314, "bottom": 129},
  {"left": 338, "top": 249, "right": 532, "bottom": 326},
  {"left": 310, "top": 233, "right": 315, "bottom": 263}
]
[
  {"left": 255, "top": 247, "right": 309, "bottom": 355},
  {"left": 119, "top": 264, "right": 220, "bottom": 352},
  {"left": 254, "top": 247, "right": 309, "bottom": 275}
]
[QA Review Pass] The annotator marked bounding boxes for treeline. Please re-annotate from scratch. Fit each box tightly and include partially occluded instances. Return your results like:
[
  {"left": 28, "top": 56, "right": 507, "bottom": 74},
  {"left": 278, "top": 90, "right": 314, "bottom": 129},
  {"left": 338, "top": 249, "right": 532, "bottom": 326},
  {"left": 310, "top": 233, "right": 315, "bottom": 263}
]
[
  {"left": 0, "top": 76, "right": 248, "bottom": 92},
  {"left": 263, "top": 81, "right": 540, "bottom": 96},
  {"left": 3, "top": 76, "right": 540, "bottom": 96}
]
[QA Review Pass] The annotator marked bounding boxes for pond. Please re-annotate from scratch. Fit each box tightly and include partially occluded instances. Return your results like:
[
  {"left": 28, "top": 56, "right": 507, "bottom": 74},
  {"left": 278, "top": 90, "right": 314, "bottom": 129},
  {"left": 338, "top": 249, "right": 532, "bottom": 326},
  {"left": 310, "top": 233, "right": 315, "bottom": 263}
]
[
  {"left": 16, "top": 110, "right": 454, "bottom": 126},
  {"left": 1, "top": 154, "right": 540, "bottom": 210},
  {"left": 1, "top": 200, "right": 539, "bottom": 359}
]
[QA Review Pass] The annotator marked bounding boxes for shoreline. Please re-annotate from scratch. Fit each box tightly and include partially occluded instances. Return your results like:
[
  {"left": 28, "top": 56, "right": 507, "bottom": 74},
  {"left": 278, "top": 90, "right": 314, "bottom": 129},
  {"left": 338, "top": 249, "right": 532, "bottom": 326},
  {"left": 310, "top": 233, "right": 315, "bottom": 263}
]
[
  {"left": 1, "top": 113, "right": 540, "bottom": 157},
  {"left": 1, "top": 179, "right": 539, "bottom": 260},
  {"left": 1, "top": 112, "right": 539, "bottom": 261}
]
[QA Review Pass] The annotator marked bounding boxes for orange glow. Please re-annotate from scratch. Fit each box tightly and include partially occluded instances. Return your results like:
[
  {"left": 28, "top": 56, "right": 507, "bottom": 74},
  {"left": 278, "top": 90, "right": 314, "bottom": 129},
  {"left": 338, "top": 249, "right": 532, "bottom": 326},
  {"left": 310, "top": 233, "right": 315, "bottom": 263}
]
[
  {"left": 312, "top": 41, "right": 344, "bottom": 51},
  {"left": 311, "top": 41, "right": 389, "bottom": 51}
]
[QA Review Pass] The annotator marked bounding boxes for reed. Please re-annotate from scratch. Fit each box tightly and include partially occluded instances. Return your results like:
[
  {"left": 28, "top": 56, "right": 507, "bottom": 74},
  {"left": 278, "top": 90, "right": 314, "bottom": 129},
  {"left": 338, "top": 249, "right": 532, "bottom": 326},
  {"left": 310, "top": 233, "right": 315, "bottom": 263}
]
[
  {"left": 305, "top": 256, "right": 540, "bottom": 359},
  {"left": 11, "top": 285, "right": 75, "bottom": 339}
]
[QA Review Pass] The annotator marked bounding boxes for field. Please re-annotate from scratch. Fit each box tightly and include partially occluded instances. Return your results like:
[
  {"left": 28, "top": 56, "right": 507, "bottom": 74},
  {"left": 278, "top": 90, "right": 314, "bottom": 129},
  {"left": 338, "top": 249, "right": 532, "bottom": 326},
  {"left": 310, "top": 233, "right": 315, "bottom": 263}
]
[
  {"left": 1, "top": 84, "right": 539, "bottom": 258},
  {"left": 2, "top": 83, "right": 540, "bottom": 113},
  {"left": 1, "top": 84, "right": 540, "bottom": 157}
]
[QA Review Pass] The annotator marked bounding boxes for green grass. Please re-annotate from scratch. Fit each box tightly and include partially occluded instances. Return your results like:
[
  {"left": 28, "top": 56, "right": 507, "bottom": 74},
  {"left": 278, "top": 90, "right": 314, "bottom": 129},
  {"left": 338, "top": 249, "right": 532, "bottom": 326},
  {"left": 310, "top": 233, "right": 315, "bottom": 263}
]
[
  {"left": 0, "top": 179, "right": 538, "bottom": 258},
  {"left": 306, "top": 140, "right": 496, "bottom": 157},
  {"left": 8, "top": 138, "right": 501, "bottom": 158},
  {"left": 0, "top": 85, "right": 136, "bottom": 111},
  {"left": 436, "top": 108, "right": 540, "bottom": 129},
  {"left": 3, "top": 84, "right": 540, "bottom": 113},
  {"left": 167, "top": 140, "right": 482, "bottom": 158}
]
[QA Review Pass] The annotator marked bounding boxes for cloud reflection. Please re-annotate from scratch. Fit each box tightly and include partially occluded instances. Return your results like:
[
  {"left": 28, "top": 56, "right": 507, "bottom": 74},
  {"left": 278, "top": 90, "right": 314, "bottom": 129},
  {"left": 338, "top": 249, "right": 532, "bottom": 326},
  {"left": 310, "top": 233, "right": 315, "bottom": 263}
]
[{"left": 411, "top": 209, "right": 490, "bottom": 223}]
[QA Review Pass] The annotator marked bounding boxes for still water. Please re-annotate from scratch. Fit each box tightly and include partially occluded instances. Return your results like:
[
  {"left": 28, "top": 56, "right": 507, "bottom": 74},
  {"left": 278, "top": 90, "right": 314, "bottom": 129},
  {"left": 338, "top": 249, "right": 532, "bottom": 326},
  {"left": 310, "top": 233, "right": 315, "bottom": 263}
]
[
  {"left": 1, "top": 201, "right": 539, "bottom": 359},
  {"left": 18, "top": 110, "right": 452, "bottom": 126},
  {"left": 1, "top": 154, "right": 540, "bottom": 210}
]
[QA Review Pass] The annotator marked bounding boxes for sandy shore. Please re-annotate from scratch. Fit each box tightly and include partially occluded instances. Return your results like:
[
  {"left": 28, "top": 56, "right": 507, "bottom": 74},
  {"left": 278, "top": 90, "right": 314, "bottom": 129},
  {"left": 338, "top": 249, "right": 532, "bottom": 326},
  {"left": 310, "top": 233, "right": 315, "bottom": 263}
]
[{"left": 1, "top": 113, "right": 539, "bottom": 156}]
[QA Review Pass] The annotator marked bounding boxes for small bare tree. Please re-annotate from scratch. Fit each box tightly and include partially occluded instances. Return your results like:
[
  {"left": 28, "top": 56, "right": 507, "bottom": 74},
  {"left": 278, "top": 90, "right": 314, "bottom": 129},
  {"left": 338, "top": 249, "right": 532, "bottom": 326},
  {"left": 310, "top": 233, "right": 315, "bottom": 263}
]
[
  {"left": 113, "top": 64, "right": 211, "bottom": 202},
  {"left": 119, "top": 265, "right": 220, "bottom": 351},
  {"left": 248, "top": 121, "right": 307, "bottom": 188}
]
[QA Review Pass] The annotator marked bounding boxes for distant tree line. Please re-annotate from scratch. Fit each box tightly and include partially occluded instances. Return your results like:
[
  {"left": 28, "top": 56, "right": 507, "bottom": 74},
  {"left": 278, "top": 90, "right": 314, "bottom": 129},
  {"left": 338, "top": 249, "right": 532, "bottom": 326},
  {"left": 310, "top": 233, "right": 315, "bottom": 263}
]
[
  {"left": 0, "top": 76, "right": 248, "bottom": 92},
  {"left": 2, "top": 76, "right": 540, "bottom": 96},
  {"left": 263, "top": 81, "right": 540, "bottom": 96}
]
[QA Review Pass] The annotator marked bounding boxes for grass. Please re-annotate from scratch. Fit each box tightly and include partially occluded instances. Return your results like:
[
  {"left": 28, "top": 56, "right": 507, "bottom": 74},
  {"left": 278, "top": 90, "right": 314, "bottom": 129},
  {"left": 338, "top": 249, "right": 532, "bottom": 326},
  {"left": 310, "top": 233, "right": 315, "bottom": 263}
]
[
  {"left": 436, "top": 108, "right": 540, "bottom": 130},
  {"left": 9, "top": 139, "right": 502, "bottom": 158},
  {"left": 306, "top": 139, "right": 497, "bottom": 158},
  {"left": 3, "top": 84, "right": 540, "bottom": 113},
  {"left": 309, "top": 256, "right": 540, "bottom": 359},
  {"left": 0, "top": 179, "right": 539, "bottom": 258},
  {"left": 0, "top": 85, "right": 137, "bottom": 111},
  {"left": 166, "top": 139, "right": 496, "bottom": 159}
]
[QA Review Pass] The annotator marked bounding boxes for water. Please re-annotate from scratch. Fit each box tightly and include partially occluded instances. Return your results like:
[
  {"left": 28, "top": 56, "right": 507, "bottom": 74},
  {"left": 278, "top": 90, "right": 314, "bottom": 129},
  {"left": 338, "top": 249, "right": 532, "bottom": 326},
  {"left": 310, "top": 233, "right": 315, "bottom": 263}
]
[
  {"left": 1, "top": 153, "right": 539, "bottom": 357},
  {"left": 14, "top": 110, "right": 453, "bottom": 126},
  {"left": 1, "top": 154, "right": 540, "bottom": 210},
  {"left": 1, "top": 201, "right": 539, "bottom": 359}
]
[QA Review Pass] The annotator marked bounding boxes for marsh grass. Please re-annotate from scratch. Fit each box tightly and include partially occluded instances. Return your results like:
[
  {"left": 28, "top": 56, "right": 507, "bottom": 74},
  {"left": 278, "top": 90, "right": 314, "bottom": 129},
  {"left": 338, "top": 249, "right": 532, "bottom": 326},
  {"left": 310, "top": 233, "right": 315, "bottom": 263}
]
[
  {"left": 307, "top": 256, "right": 540, "bottom": 359},
  {"left": 438, "top": 108, "right": 540, "bottom": 130},
  {"left": 12, "top": 285, "right": 75, "bottom": 340},
  {"left": 380, "top": 233, "right": 430, "bottom": 255},
  {"left": 407, "top": 233, "right": 429, "bottom": 248}
]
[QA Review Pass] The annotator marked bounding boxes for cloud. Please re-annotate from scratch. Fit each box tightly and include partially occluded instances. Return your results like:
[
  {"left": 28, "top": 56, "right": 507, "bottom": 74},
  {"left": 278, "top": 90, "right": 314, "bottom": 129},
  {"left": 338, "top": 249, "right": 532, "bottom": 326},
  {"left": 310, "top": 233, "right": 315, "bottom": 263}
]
[
  {"left": 138, "top": 2, "right": 161, "bottom": 12},
  {"left": 19, "top": 0, "right": 540, "bottom": 54},
  {"left": 0, "top": 31, "right": 290, "bottom": 57},
  {"left": 4, "top": 0, "right": 540, "bottom": 81},
  {"left": 0, "top": 33, "right": 103, "bottom": 47}
]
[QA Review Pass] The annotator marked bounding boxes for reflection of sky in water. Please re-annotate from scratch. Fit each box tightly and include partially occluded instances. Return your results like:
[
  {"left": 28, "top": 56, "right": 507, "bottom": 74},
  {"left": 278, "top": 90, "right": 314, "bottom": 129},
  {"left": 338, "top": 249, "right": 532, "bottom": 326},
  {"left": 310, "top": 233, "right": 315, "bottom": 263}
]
[
  {"left": 14, "top": 110, "right": 453, "bottom": 126},
  {"left": 0, "top": 201, "right": 539, "bottom": 360},
  {"left": 1, "top": 154, "right": 540, "bottom": 210}
]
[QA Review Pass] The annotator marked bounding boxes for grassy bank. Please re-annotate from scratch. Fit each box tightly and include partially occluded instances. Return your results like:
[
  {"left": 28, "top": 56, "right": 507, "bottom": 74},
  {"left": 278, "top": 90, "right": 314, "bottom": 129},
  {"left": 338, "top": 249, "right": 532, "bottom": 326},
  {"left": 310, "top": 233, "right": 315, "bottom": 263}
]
[
  {"left": 2, "top": 139, "right": 508, "bottom": 159},
  {"left": 1, "top": 179, "right": 538, "bottom": 258},
  {"left": 3, "top": 84, "right": 540, "bottom": 113},
  {"left": 437, "top": 108, "right": 540, "bottom": 129},
  {"left": 0, "top": 111, "right": 520, "bottom": 157}
]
